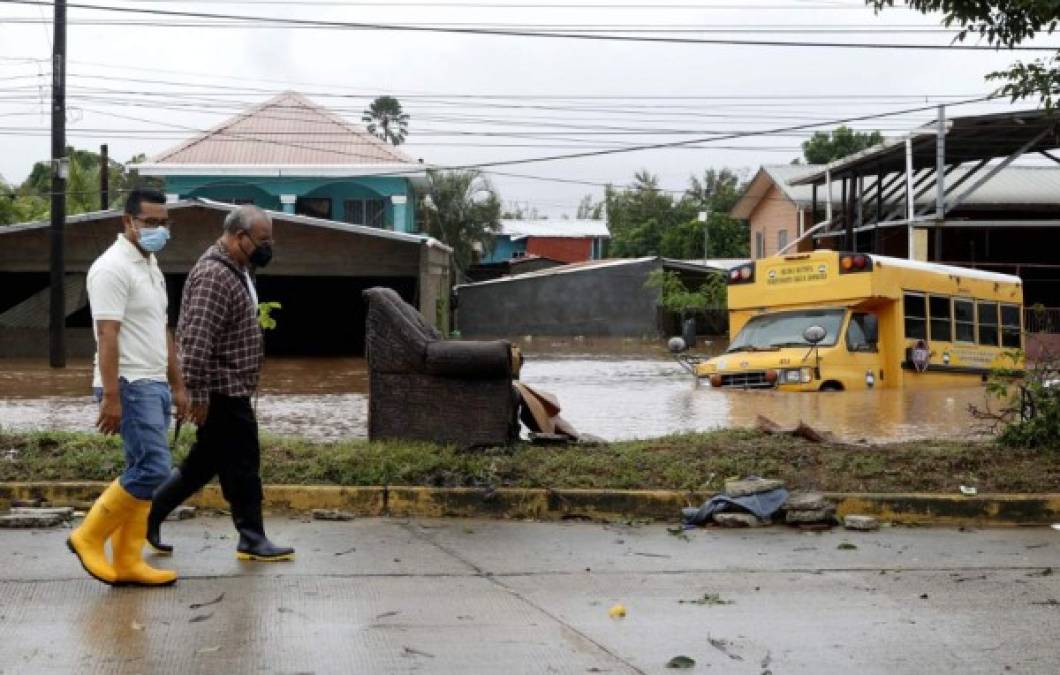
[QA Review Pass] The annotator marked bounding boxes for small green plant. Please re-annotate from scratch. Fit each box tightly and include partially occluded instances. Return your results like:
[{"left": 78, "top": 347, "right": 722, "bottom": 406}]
[
  {"left": 971, "top": 334, "right": 1060, "bottom": 449},
  {"left": 258, "top": 301, "right": 282, "bottom": 330},
  {"left": 645, "top": 269, "right": 725, "bottom": 317}
]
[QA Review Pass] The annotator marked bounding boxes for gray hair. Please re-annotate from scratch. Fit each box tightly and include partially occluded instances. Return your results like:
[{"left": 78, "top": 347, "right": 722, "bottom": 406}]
[{"left": 223, "top": 205, "right": 271, "bottom": 234}]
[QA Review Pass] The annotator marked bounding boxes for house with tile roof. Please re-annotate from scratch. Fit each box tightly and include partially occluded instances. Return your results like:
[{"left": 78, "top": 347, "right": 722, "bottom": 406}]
[{"left": 132, "top": 91, "right": 428, "bottom": 233}]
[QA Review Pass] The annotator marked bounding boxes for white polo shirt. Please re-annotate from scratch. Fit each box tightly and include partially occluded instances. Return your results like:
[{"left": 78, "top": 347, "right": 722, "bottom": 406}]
[{"left": 88, "top": 234, "right": 169, "bottom": 388}]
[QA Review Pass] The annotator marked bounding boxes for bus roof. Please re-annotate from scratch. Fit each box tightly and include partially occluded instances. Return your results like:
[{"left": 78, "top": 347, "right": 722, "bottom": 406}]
[{"left": 866, "top": 254, "right": 1021, "bottom": 285}]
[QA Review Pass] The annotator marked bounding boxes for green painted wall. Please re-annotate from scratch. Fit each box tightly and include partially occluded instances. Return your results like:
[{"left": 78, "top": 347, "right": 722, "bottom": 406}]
[{"left": 165, "top": 175, "right": 418, "bottom": 232}]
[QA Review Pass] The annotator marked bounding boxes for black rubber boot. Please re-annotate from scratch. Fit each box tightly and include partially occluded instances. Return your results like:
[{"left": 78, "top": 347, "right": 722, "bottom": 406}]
[
  {"left": 147, "top": 469, "right": 198, "bottom": 555},
  {"left": 233, "top": 500, "right": 295, "bottom": 562}
]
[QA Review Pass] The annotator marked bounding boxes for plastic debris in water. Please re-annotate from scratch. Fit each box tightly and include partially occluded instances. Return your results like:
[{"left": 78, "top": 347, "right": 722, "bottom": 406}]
[{"left": 608, "top": 603, "right": 627, "bottom": 619}]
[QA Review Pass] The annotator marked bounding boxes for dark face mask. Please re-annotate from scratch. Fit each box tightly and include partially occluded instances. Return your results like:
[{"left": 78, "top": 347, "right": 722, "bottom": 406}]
[{"left": 242, "top": 233, "right": 273, "bottom": 269}]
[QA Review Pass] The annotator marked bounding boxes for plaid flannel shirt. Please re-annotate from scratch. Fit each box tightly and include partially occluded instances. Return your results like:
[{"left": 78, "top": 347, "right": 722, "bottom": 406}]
[{"left": 177, "top": 244, "right": 263, "bottom": 407}]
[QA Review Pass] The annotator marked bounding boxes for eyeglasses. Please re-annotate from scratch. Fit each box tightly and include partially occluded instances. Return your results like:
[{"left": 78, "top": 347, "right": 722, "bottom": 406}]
[{"left": 133, "top": 217, "right": 172, "bottom": 227}]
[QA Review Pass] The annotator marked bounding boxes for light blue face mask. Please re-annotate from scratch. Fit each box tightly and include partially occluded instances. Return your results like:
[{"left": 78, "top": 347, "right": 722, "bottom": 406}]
[{"left": 137, "top": 226, "right": 170, "bottom": 253}]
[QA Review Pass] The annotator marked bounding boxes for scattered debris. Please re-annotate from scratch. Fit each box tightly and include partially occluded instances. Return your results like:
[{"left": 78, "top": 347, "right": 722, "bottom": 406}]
[
  {"left": 714, "top": 512, "right": 764, "bottom": 528},
  {"left": 725, "top": 477, "right": 785, "bottom": 498},
  {"left": 1026, "top": 567, "right": 1053, "bottom": 577},
  {"left": 919, "top": 593, "right": 929, "bottom": 600},
  {"left": 334, "top": 546, "right": 357, "bottom": 557},
  {"left": 791, "top": 420, "right": 837, "bottom": 444},
  {"left": 837, "top": 542, "right": 858, "bottom": 550},
  {"left": 665, "top": 655, "right": 696, "bottom": 669},
  {"left": 632, "top": 552, "right": 671, "bottom": 559},
  {"left": 311, "top": 509, "right": 356, "bottom": 521},
  {"left": 843, "top": 515, "right": 880, "bottom": 531},
  {"left": 679, "top": 593, "right": 733, "bottom": 606},
  {"left": 130, "top": 621, "right": 145, "bottom": 632},
  {"left": 667, "top": 526, "right": 691, "bottom": 541},
  {"left": 189, "top": 593, "right": 225, "bottom": 610},
  {"left": 959, "top": 485, "right": 978, "bottom": 496},
  {"left": 402, "top": 646, "right": 436, "bottom": 659},
  {"left": 189, "top": 613, "right": 214, "bottom": 623},
  {"left": 375, "top": 611, "right": 400, "bottom": 620},
  {"left": 166, "top": 505, "right": 196, "bottom": 521},
  {"left": 195, "top": 646, "right": 221, "bottom": 655},
  {"left": 707, "top": 636, "right": 743, "bottom": 661},
  {"left": 1031, "top": 599, "right": 1060, "bottom": 606},
  {"left": 10, "top": 506, "right": 74, "bottom": 518},
  {"left": 608, "top": 604, "right": 627, "bottom": 619}
]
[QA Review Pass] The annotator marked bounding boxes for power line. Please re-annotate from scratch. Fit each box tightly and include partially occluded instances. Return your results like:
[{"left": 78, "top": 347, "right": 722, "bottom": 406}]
[{"left": 1, "top": 0, "right": 1056, "bottom": 50}]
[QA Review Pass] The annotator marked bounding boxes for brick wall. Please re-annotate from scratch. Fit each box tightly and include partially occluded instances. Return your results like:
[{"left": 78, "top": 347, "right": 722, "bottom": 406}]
[
  {"left": 526, "top": 237, "right": 593, "bottom": 264},
  {"left": 747, "top": 184, "right": 803, "bottom": 259}
]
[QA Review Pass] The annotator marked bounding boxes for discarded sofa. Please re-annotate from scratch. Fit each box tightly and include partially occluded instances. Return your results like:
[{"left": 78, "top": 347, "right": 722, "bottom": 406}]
[{"left": 362, "top": 287, "right": 520, "bottom": 447}]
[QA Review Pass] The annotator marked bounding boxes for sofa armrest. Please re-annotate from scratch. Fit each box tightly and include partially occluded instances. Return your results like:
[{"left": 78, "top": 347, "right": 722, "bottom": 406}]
[{"left": 424, "top": 340, "right": 512, "bottom": 379}]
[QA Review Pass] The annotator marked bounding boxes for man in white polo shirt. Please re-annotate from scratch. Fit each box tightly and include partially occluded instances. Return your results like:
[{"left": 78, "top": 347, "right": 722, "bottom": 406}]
[{"left": 67, "top": 188, "right": 188, "bottom": 587}]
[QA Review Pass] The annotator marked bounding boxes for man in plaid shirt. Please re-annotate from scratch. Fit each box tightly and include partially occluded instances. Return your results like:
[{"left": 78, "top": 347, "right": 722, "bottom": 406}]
[{"left": 147, "top": 205, "right": 294, "bottom": 562}]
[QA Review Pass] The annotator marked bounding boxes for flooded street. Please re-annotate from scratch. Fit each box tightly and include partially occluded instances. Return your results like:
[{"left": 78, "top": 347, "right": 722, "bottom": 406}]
[{"left": 0, "top": 354, "right": 992, "bottom": 443}]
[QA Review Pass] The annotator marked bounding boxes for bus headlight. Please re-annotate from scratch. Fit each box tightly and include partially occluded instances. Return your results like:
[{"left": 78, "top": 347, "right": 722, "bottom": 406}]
[{"left": 782, "top": 368, "right": 812, "bottom": 384}]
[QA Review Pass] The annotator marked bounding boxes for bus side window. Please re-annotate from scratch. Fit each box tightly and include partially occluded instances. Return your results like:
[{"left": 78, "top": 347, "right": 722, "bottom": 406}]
[
  {"left": 1001, "top": 304, "right": 1021, "bottom": 348},
  {"left": 903, "top": 293, "right": 927, "bottom": 339},
  {"left": 954, "top": 299, "right": 975, "bottom": 342},
  {"left": 978, "top": 302, "right": 999, "bottom": 346},
  {"left": 847, "top": 313, "right": 878, "bottom": 352},
  {"left": 929, "top": 295, "right": 952, "bottom": 342}
]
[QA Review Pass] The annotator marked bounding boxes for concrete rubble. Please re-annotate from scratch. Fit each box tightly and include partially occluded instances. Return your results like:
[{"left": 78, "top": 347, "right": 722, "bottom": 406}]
[
  {"left": 783, "top": 491, "right": 837, "bottom": 527},
  {"left": 724, "top": 477, "right": 785, "bottom": 498},
  {"left": 713, "top": 512, "right": 766, "bottom": 528},
  {"left": 0, "top": 506, "right": 74, "bottom": 529},
  {"left": 312, "top": 508, "right": 357, "bottom": 521},
  {"left": 843, "top": 515, "right": 881, "bottom": 531}
]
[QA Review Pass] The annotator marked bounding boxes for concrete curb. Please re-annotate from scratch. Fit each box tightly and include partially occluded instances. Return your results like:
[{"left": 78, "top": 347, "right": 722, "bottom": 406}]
[{"left": 2, "top": 482, "right": 1059, "bottom": 526}]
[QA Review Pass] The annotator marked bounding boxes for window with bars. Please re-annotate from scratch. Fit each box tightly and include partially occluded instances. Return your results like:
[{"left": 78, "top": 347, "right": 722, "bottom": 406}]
[{"left": 343, "top": 199, "right": 387, "bottom": 228}]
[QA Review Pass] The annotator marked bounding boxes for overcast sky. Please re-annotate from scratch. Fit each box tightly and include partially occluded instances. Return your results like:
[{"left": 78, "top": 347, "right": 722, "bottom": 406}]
[{"left": 1, "top": 0, "right": 1057, "bottom": 217}]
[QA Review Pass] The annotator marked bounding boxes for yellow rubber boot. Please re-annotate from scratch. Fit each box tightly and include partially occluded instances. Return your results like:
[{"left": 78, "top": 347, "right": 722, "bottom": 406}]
[
  {"left": 66, "top": 480, "right": 128, "bottom": 585},
  {"left": 113, "top": 498, "right": 178, "bottom": 587}
]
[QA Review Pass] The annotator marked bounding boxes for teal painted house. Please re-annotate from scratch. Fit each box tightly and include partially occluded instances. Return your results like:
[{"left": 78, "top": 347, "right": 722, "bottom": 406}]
[{"left": 133, "top": 91, "right": 428, "bottom": 232}]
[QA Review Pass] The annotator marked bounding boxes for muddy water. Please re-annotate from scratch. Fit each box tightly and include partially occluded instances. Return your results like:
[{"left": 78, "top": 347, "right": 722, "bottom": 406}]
[{"left": 0, "top": 355, "right": 991, "bottom": 442}]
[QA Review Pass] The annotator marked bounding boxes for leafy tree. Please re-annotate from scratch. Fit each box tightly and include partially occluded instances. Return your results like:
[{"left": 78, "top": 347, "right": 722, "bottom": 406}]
[
  {"left": 420, "top": 169, "right": 502, "bottom": 274},
  {"left": 575, "top": 194, "right": 605, "bottom": 219},
  {"left": 645, "top": 269, "right": 726, "bottom": 317},
  {"left": 15, "top": 148, "right": 162, "bottom": 218},
  {"left": 869, "top": 1, "right": 1060, "bottom": 108},
  {"left": 606, "top": 168, "right": 750, "bottom": 260},
  {"left": 802, "top": 126, "right": 884, "bottom": 164},
  {"left": 362, "top": 96, "right": 410, "bottom": 146}
]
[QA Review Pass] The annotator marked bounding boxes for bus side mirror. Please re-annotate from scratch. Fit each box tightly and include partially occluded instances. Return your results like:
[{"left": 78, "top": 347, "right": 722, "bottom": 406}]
[
  {"left": 863, "top": 315, "right": 879, "bottom": 345},
  {"left": 803, "top": 325, "right": 827, "bottom": 345}
]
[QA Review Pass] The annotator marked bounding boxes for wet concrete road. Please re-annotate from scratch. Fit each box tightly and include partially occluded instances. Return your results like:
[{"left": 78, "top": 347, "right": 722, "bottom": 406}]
[{"left": 2, "top": 517, "right": 1058, "bottom": 674}]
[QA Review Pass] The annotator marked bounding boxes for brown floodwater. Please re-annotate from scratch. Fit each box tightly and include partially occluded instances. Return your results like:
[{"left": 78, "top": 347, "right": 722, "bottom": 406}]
[{"left": 0, "top": 354, "right": 994, "bottom": 443}]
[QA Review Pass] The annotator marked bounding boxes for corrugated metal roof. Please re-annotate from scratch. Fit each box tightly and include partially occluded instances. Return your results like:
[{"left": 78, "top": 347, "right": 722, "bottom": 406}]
[
  {"left": 499, "top": 219, "right": 610, "bottom": 239},
  {"left": 0, "top": 198, "right": 451, "bottom": 252},
  {"left": 146, "top": 91, "right": 419, "bottom": 167},
  {"left": 455, "top": 256, "right": 724, "bottom": 289},
  {"left": 732, "top": 163, "right": 1060, "bottom": 219}
]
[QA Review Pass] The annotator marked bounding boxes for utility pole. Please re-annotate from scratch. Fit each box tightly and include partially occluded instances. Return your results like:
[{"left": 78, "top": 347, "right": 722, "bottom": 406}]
[
  {"left": 698, "top": 210, "right": 710, "bottom": 265},
  {"left": 49, "top": 0, "right": 67, "bottom": 368},
  {"left": 100, "top": 143, "right": 109, "bottom": 210}
]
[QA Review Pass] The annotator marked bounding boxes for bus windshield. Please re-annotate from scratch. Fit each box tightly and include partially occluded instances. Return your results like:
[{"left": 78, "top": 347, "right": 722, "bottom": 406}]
[{"left": 727, "top": 308, "right": 845, "bottom": 352}]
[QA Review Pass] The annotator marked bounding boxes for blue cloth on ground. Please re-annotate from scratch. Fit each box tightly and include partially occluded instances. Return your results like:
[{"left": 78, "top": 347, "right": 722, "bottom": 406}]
[{"left": 681, "top": 486, "right": 789, "bottom": 526}]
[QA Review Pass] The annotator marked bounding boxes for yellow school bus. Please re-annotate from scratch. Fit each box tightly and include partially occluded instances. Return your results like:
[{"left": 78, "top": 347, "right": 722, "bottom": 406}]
[{"left": 693, "top": 250, "right": 1023, "bottom": 391}]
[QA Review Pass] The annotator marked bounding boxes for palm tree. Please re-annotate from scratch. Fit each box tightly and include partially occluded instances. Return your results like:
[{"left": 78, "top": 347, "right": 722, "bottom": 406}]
[
  {"left": 362, "top": 96, "right": 410, "bottom": 146},
  {"left": 420, "top": 169, "right": 501, "bottom": 275}
]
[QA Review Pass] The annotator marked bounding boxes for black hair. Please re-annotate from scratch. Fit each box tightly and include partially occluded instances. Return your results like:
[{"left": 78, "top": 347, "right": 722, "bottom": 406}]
[{"left": 124, "top": 188, "right": 166, "bottom": 216}]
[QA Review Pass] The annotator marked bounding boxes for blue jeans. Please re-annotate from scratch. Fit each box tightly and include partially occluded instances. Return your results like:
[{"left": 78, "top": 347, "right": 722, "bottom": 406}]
[{"left": 93, "top": 379, "right": 173, "bottom": 500}]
